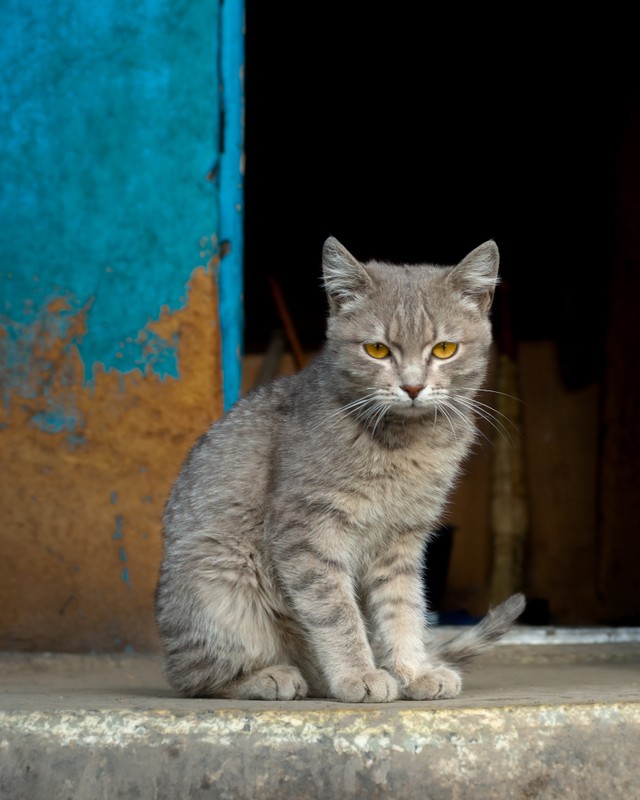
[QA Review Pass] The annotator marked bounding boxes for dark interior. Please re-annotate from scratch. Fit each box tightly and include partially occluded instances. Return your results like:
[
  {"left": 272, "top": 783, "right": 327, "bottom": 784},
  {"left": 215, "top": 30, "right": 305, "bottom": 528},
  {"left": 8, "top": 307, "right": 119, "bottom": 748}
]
[{"left": 243, "top": 7, "right": 635, "bottom": 393}]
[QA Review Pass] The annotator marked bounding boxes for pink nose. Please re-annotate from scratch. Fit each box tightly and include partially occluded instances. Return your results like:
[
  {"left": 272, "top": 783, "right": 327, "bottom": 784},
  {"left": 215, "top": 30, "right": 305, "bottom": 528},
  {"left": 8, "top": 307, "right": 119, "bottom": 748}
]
[{"left": 401, "top": 384, "right": 424, "bottom": 400}]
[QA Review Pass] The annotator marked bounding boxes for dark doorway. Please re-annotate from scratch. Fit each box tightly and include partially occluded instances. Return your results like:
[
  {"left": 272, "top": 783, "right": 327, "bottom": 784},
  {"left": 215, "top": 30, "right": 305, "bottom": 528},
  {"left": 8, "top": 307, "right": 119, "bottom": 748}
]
[
  {"left": 241, "top": 6, "right": 640, "bottom": 625},
  {"left": 243, "top": 6, "right": 634, "bottom": 390}
]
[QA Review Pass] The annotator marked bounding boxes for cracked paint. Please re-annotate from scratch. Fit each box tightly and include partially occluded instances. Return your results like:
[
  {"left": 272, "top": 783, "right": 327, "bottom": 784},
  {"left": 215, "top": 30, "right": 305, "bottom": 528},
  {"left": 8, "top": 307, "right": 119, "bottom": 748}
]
[
  {"left": 0, "top": 0, "right": 244, "bottom": 652},
  {"left": 0, "top": 267, "right": 223, "bottom": 651}
]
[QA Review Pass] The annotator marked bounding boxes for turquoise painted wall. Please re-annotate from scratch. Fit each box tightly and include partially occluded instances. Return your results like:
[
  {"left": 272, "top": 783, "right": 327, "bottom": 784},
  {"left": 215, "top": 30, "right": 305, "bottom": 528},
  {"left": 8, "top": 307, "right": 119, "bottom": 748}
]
[
  {"left": 1, "top": 0, "right": 244, "bottom": 419},
  {"left": 0, "top": 0, "right": 244, "bottom": 652}
]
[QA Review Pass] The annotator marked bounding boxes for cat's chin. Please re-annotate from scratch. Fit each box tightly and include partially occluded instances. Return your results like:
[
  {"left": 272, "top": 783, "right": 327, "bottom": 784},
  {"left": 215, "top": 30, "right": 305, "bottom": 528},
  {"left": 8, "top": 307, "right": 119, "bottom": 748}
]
[{"left": 389, "top": 403, "right": 434, "bottom": 421}]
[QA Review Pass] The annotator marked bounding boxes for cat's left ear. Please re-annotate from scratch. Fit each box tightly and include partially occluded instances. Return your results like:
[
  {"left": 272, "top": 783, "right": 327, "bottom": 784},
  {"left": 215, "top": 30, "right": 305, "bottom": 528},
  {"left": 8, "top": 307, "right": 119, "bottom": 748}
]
[
  {"left": 449, "top": 240, "right": 500, "bottom": 312},
  {"left": 322, "top": 236, "right": 373, "bottom": 315}
]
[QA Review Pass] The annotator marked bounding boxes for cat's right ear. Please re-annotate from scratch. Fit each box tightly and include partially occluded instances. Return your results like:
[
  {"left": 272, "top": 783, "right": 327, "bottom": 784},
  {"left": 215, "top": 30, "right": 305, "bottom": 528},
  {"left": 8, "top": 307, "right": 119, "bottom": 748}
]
[{"left": 322, "top": 237, "right": 372, "bottom": 315}]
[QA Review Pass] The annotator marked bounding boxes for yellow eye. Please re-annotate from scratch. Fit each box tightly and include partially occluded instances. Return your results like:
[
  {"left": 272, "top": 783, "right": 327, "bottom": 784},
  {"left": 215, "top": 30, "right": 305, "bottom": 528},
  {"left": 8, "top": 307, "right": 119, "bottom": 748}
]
[
  {"left": 432, "top": 341, "right": 458, "bottom": 359},
  {"left": 364, "top": 342, "right": 390, "bottom": 359}
]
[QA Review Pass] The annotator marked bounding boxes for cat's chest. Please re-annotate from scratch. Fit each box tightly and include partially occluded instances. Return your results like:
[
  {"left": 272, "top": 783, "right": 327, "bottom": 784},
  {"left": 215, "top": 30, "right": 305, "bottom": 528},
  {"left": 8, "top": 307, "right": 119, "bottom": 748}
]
[{"left": 338, "top": 440, "right": 458, "bottom": 533}]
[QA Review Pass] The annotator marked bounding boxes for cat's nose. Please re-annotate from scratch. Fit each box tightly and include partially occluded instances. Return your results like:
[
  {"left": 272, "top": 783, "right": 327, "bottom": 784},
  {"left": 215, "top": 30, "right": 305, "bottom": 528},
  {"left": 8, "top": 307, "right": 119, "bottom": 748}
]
[{"left": 401, "top": 384, "right": 424, "bottom": 400}]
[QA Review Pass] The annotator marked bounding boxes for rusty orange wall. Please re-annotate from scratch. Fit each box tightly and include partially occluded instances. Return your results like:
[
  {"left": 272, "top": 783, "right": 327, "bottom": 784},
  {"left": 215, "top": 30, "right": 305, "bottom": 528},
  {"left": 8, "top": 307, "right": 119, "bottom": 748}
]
[{"left": 0, "top": 267, "right": 223, "bottom": 652}]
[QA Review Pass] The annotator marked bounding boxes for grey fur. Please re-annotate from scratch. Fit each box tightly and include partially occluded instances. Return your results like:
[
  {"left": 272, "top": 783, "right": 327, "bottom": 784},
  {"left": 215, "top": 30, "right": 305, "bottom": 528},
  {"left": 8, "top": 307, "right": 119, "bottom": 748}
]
[{"left": 155, "top": 236, "right": 525, "bottom": 702}]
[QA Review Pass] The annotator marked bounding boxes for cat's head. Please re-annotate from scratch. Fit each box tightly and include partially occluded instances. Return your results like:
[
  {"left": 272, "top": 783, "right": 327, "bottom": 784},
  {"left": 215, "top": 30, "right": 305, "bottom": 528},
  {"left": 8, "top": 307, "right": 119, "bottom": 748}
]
[{"left": 321, "top": 237, "right": 500, "bottom": 424}]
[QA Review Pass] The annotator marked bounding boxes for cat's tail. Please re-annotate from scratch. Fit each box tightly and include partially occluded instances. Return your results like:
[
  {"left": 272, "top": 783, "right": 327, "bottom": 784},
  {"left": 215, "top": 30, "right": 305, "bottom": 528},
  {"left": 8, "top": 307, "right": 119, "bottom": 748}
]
[{"left": 433, "top": 593, "right": 526, "bottom": 668}]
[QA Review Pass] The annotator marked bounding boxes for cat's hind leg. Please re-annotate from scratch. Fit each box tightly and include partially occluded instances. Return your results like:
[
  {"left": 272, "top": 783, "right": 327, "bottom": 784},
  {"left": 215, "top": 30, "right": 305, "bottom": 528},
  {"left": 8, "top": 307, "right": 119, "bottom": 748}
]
[
  {"left": 157, "top": 547, "right": 311, "bottom": 699},
  {"left": 219, "top": 664, "right": 308, "bottom": 700},
  {"left": 160, "top": 627, "right": 310, "bottom": 699},
  {"left": 160, "top": 616, "right": 310, "bottom": 700}
]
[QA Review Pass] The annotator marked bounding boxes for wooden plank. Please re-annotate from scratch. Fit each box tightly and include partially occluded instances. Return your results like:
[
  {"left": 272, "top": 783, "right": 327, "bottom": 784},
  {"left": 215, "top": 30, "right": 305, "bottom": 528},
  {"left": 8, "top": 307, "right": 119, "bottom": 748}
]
[
  {"left": 517, "top": 341, "right": 600, "bottom": 623},
  {"left": 597, "top": 109, "right": 640, "bottom": 624},
  {"left": 445, "top": 341, "right": 601, "bottom": 624}
]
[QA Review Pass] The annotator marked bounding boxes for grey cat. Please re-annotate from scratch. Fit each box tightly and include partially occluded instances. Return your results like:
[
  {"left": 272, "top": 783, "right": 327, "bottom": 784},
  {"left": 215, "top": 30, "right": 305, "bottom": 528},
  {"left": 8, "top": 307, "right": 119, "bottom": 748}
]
[{"left": 155, "top": 237, "right": 525, "bottom": 702}]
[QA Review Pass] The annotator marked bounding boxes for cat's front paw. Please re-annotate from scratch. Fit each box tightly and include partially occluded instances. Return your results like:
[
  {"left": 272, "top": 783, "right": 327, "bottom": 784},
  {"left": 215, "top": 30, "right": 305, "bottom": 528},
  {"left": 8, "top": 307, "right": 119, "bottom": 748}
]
[
  {"left": 333, "top": 669, "right": 400, "bottom": 703},
  {"left": 402, "top": 665, "right": 462, "bottom": 700}
]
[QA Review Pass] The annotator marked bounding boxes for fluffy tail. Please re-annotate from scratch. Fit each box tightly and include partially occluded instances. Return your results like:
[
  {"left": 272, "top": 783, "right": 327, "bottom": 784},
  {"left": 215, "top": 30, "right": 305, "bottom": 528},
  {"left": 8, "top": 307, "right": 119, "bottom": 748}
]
[{"left": 434, "top": 593, "right": 526, "bottom": 668}]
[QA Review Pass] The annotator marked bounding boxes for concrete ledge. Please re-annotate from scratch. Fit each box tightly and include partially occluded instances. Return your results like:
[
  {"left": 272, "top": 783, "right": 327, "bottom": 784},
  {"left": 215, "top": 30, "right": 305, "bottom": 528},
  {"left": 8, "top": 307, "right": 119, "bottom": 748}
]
[{"left": 1, "top": 642, "right": 639, "bottom": 799}]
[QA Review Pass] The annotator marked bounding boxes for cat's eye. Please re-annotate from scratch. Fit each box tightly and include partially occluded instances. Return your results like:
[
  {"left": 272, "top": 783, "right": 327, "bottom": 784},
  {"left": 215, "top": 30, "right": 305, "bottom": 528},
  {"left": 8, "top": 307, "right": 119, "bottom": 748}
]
[
  {"left": 432, "top": 341, "right": 458, "bottom": 359},
  {"left": 364, "top": 342, "right": 390, "bottom": 359}
]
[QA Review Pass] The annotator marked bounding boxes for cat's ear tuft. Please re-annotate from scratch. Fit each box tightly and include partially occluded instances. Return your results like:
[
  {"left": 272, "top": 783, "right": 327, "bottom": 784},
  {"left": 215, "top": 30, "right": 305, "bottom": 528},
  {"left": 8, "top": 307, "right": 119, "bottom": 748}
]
[
  {"left": 449, "top": 240, "right": 500, "bottom": 312},
  {"left": 322, "top": 237, "right": 372, "bottom": 314}
]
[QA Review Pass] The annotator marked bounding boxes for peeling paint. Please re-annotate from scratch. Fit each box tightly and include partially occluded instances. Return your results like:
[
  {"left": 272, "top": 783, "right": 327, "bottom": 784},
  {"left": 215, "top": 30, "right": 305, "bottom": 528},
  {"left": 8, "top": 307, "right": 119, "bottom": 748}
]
[
  {"left": 0, "top": 0, "right": 243, "bottom": 653},
  {"left": 0, "top": 268, "right": 223, "bottom": 651},
  {"left": 0, "top": 0, "right": 232, "bottom": 424},
  {"left": 1, "top": 267, "right": 217, "bottom": 435},
  {"left": 121, "top": 567, "right": 131, "bottom": 589}
]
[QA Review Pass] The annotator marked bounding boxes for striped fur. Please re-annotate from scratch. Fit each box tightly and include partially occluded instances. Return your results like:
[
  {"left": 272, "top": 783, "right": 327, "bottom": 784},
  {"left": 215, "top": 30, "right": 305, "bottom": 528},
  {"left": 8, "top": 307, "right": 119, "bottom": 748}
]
[{"left": 155, "top": 237, "right": 525, "bottom": 702}]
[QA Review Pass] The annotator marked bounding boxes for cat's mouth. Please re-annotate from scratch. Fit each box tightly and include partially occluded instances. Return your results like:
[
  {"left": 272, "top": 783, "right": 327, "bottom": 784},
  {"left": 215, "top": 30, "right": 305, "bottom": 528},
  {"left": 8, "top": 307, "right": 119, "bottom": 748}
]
[{"left": 393, "top": 399, "right": 434, "bottom": 418}]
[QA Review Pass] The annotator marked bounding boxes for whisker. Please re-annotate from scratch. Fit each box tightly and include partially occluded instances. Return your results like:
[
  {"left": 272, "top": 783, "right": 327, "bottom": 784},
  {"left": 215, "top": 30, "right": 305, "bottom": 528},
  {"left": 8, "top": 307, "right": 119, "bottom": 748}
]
[
  {"left": 356, "top": 405, "right": 376, "bottom": 426},
  {"left": 428, "top": 394, "right": 493, "bottom": 446},
  {"left": 453, "top": 396, "right": 515, "bottom": 444},
  {"left": 461, "top": 397, "right": 521, "bottom": 431},
  {"left": 445, "top": 399, "right": 497, "bottom": 446},
  {"left": 340, "top": 395, "right": 377, "bottom": 414},
  {"left": 461, "top": 387, "right": 524, "bottom": 404},
  {"left": 432, "top": 400, "right": 457, "bottom": 441},
  {"left": 354, "top": 400, "right": 379, "bottom": 426},
  {"left": 369, "top": 402, "right": 390, "bottom": 438},
  {"left": 328, "top": 391, "right": 379, "bottom": 420}
]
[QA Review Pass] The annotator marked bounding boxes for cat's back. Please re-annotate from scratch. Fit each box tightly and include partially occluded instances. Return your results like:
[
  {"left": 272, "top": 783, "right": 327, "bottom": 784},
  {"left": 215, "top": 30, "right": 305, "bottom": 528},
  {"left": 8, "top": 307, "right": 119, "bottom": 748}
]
[{"left": 163, "top": 370, "right": 304, "bottom": 532}]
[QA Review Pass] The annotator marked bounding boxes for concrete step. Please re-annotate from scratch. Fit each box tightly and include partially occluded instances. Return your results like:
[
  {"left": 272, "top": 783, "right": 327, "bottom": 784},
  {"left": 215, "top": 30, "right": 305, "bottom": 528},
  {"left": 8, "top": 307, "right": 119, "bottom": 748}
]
[{"left": 1, "top": 632, "right": 639, "bottom": 799}]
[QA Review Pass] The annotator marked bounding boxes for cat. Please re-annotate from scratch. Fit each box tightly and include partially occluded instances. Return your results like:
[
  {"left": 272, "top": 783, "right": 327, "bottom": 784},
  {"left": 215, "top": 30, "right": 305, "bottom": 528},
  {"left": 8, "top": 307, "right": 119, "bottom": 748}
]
[{"left": 154, "top": 236, "right": 525, "bottom": 702}]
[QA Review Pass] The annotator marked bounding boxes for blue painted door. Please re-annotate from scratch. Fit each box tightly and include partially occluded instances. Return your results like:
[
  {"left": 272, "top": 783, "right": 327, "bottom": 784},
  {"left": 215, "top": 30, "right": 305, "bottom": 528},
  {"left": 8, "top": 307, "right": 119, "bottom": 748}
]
[{"left": 1, "top": 0, "right": 243, "bottom": 411}]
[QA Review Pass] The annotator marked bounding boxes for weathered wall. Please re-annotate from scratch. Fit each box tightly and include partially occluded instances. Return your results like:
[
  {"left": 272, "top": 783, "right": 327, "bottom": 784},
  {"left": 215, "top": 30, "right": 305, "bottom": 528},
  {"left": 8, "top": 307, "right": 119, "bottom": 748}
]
[
  {"left": 0, "top": 269, "right": 222, "bottom": 651},
  {"left": 0, "top": 1, "right": 243, "bottom": 651}
]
